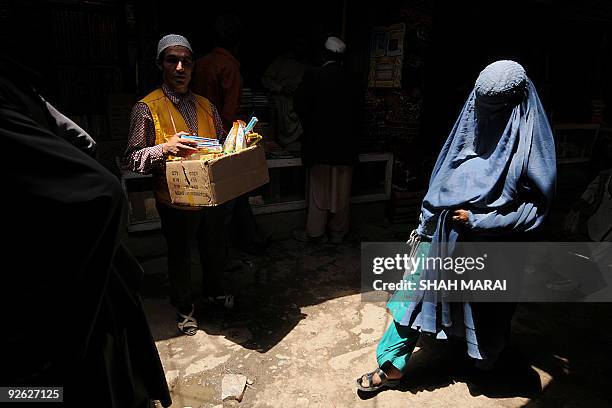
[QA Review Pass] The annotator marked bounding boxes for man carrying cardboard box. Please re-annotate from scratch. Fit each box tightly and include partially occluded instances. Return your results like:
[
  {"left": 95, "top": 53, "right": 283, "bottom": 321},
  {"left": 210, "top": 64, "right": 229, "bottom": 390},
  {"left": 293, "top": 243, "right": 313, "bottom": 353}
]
[{"left": 124, "top": 34, "right": 231, "bottom": 336}]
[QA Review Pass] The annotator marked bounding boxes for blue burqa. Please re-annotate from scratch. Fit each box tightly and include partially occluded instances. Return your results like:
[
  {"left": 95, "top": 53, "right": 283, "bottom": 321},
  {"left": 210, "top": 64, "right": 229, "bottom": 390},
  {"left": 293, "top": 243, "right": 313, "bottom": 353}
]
[{"left": 398, "top": 60, "right": 556, "bottom": 360}]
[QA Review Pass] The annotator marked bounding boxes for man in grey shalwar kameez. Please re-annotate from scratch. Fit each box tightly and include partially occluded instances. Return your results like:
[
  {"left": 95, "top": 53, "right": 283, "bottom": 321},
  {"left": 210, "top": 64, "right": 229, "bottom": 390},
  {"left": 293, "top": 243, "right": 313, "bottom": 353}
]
[{"left": 293, "top": 36, "right": 358, "bottom": 244}]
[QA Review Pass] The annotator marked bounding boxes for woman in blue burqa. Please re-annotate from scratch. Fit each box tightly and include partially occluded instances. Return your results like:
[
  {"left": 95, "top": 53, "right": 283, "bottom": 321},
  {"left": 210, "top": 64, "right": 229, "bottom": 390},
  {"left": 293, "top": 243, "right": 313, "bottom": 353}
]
[{"left": 357, "top": 60, "right": 556, "bottom": 392}]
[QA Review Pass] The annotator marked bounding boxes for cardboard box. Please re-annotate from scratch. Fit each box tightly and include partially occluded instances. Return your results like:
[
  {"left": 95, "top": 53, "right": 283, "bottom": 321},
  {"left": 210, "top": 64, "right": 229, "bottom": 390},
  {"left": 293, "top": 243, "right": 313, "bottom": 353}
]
[{"left": 165, "top": 145, "right": 269, "bottom": 206}]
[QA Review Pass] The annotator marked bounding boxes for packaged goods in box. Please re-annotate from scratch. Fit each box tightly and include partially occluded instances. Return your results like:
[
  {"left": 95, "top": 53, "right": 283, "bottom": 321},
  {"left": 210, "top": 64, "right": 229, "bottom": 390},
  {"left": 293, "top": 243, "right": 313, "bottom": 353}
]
[{"left": 166, "top": 145, "right": 269, "bottom": 206}]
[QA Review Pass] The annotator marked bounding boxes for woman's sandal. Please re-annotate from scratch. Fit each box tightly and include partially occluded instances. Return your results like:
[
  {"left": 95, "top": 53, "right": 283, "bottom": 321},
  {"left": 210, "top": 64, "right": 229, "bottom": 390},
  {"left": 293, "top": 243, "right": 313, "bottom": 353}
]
[
  {"left": 177, "top": 305, "right": 198, "bottom": 336},
  {"left": 356, "top": 367, "right": 401, "bottom": 392}
]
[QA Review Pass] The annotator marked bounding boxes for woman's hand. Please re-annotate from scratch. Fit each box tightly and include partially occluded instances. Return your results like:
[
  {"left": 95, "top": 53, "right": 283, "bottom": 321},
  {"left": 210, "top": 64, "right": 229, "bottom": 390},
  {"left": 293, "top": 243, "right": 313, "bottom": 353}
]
[{"left": 452, "top": 209, "right": 469, "bottom": 224}]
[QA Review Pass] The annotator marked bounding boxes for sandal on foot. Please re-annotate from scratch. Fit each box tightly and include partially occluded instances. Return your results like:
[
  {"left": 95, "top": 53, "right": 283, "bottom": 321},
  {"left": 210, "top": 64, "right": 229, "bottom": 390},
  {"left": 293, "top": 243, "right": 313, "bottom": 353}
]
[
  {"left": 356, "top": 367, "right": 400, "bottom": 392},
  {"left": 177, "top": 305, "right": 198, "bottom": 336}
]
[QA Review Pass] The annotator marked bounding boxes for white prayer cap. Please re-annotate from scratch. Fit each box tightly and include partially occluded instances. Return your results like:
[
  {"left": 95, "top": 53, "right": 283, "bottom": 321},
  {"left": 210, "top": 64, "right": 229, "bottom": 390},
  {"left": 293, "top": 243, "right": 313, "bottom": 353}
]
[
  {"left": 324, "top": 36, "right": 346, "bottom": 54},
  {"left": 157, "top": 34, "right": 193, "bottom": 59}
]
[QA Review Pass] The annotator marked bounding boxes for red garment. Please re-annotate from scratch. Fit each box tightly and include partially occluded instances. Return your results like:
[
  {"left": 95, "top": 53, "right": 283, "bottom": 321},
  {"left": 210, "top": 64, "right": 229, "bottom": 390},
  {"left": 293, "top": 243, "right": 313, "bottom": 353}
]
[{"left": 192, "top": 47, "right": 243, "bottom": 130}]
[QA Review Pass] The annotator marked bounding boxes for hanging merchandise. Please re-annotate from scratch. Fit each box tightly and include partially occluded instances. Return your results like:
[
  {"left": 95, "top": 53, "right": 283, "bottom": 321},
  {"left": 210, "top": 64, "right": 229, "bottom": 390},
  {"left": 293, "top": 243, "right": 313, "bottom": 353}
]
[{"left": 368, "top": 23, "right": 406, "bottom": 88}]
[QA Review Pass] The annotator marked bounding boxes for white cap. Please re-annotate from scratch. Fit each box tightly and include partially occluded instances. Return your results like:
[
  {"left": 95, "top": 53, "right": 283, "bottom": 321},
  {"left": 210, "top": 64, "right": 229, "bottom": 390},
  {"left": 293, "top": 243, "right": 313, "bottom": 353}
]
[
  {"left": 324, "top": 36, "right": 346, "bottom": 54},
  {"left": 157, "top": 34, "right": 193, "bottom": 59}
]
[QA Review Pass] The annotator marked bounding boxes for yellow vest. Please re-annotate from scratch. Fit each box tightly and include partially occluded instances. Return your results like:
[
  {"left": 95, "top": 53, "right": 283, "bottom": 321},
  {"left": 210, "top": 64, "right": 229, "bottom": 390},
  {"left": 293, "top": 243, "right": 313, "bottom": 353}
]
[{"left": 140, "top": 88, "right": 217, "bottom": 206}]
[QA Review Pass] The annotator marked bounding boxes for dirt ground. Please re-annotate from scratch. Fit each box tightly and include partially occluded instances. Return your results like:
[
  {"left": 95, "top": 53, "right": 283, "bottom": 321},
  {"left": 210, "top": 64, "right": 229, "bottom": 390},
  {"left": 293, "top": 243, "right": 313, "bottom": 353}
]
[{"left": 124, "top": 206, "right": 612, "bottom": 408}]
